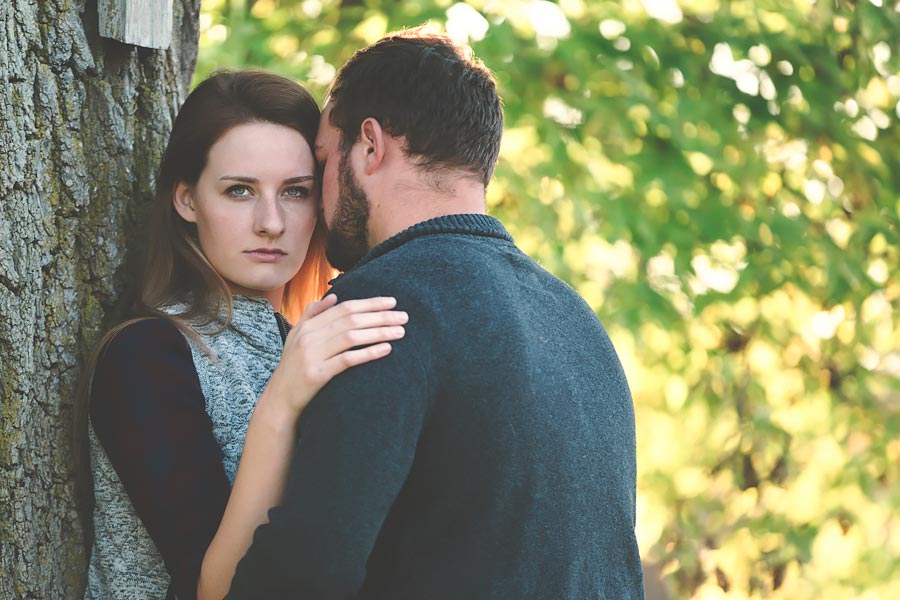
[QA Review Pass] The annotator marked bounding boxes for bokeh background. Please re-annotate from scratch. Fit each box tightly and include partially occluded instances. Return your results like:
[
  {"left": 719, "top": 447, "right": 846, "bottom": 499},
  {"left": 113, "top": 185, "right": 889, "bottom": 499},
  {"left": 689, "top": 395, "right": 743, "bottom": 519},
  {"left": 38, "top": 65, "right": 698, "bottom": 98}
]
[{"left": 194, "top": 1, "right": 900, "bottom": 598}]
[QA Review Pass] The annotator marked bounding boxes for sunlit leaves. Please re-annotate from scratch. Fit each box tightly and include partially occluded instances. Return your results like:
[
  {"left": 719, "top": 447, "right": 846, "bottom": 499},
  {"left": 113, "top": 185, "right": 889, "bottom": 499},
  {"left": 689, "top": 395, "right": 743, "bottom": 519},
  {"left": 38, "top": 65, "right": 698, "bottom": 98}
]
[{"left": 196, "top": 1, "right": 900, "bottom": 597}]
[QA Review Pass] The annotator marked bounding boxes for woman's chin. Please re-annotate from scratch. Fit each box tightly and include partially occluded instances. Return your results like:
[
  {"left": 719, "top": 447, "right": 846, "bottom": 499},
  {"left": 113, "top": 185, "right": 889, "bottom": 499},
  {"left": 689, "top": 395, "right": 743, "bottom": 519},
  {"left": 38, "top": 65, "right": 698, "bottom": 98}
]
[
  {"left": 225, "top": 278, "right": 290, "bottom": 299},
  {"left": 225, "top": 266, "right": 300, "bottom": 295}
]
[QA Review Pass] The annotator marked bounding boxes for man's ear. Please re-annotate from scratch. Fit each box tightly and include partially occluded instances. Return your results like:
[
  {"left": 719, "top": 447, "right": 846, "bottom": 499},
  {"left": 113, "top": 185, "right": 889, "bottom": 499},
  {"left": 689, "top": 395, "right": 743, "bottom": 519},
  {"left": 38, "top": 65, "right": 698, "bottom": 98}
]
[
  {"left": 173, "top": 181, "right": 197, "bottom": 223},
  {"left": 359, "top": 117, "right": 386, "bottom": 175}
]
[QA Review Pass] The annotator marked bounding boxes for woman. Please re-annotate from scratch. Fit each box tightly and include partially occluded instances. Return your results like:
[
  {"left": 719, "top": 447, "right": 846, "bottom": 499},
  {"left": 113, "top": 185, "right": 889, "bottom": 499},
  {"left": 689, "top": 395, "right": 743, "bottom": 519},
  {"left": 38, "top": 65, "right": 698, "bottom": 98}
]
[{"left": 79, "top": 70, "right": 406, "bottom": 600}]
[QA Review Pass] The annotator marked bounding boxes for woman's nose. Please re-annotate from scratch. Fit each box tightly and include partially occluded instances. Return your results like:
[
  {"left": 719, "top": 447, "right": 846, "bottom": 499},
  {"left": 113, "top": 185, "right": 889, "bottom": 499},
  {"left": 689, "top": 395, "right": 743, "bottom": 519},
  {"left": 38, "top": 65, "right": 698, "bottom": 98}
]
[{"left": 253, "top": 195, "right": 286, "bottom": 237}]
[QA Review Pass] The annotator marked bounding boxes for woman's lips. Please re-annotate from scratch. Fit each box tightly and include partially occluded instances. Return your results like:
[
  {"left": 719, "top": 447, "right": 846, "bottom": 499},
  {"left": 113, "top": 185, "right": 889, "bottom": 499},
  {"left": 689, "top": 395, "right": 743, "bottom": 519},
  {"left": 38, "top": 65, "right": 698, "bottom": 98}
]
[{"left": 245, "top": 249, "right": 286, "bottom": 263}]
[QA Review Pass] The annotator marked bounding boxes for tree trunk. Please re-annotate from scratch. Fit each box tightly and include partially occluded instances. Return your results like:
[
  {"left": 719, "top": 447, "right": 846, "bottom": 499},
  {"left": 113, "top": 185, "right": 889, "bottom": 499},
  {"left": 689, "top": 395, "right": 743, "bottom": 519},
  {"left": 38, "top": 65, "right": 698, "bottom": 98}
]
[{"left": 0, "top": 1, "right": 199, "bottom": 597}]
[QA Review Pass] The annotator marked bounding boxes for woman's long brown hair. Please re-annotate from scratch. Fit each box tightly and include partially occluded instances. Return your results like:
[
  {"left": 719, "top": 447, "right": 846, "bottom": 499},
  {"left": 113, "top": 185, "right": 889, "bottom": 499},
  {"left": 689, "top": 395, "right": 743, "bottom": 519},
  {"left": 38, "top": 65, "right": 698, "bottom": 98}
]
[{"left": 74, "top": 69, "right": 335, "bottom": 535}]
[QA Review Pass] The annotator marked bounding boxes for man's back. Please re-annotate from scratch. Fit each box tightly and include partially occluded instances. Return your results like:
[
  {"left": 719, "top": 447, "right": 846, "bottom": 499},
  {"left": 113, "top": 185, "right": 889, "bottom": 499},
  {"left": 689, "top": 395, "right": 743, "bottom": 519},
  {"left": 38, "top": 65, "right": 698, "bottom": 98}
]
[
  {"left": 227, "top": 215, "right": 644, "bottom": 599},
  {"left": 358, "top": 216, "right": 641, "bottom": 598}
]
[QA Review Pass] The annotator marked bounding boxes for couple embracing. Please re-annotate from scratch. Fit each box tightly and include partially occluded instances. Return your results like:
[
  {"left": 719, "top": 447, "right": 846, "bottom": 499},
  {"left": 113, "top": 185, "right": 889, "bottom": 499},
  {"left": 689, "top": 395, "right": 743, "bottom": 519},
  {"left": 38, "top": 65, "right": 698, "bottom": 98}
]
[{"left": 82, "top": 28, "right": 644, "bottom": 600}]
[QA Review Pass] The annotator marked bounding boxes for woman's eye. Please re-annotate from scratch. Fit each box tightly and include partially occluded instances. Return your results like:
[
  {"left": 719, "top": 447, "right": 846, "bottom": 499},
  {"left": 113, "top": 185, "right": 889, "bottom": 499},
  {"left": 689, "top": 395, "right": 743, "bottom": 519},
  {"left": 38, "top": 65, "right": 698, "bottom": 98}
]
[
  {"left": 226, "top": 185, "right": 253, "bottom": 198},
  {"left": 284, "top": 186, "right": 310, "bottom": 199}
]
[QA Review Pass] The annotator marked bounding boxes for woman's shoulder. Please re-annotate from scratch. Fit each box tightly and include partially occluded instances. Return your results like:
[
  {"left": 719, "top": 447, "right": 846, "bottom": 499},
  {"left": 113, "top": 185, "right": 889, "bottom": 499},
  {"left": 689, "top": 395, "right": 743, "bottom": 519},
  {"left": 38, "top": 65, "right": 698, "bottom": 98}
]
[
  {"left": 101, "top": 317, "right": 189, "bottom": 358},
  {"left": 92, "top": 318, "right": 197, "bottom": 392},
  {"left": 90, "top": 317, "right": 202, "bottom": 414}
]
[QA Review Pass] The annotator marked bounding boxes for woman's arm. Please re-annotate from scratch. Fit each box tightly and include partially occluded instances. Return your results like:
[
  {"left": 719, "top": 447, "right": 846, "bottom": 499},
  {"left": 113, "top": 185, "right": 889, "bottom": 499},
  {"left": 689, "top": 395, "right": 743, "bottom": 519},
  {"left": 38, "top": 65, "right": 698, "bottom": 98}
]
[
  {"left": 90, "top": 318, "right": 232, "bottom": 600},
  {"left": 197, "top": 295, "right": 407, "bottom": 600}
]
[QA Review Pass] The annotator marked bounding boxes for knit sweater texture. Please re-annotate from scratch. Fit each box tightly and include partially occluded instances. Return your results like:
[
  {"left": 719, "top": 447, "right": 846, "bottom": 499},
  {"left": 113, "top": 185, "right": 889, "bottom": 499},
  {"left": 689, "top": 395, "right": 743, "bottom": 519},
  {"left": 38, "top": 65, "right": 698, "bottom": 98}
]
[
  {"left": 227, "top": 214, "right": 644, "bottom": 599},
  {"left": 85, "top": 296, "right": 283, "bottom": 600}
]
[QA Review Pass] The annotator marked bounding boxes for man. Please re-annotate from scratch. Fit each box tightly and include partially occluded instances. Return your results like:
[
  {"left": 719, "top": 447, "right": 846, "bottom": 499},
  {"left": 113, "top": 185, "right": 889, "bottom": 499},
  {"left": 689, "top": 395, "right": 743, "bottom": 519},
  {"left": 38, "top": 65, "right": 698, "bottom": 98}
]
[{"left": 226, "top": 29, "right": 644, "bottom": 599}]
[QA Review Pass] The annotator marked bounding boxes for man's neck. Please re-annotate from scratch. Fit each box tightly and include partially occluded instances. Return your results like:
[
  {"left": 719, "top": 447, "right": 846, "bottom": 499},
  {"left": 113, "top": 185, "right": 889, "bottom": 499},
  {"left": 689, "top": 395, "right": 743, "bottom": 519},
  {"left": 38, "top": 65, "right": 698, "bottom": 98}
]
[{"left": 367, "top": 177, "right": 487, "bottom": 247}]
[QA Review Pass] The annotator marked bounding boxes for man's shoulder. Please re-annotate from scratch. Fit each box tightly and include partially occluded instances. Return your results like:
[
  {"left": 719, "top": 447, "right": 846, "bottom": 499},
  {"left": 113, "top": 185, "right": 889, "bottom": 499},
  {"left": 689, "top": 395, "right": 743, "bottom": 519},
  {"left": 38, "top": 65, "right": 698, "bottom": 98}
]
[{"left": 337, "top": 230, "right": 524, "bottom": 287}]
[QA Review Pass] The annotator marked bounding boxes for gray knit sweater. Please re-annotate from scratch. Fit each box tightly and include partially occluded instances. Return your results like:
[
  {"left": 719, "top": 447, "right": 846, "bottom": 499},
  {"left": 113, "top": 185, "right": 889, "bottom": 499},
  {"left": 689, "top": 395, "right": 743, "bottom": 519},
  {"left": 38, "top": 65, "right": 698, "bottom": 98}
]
[{"left": 84, "top": 296, "right": 283, "bottom": 600}]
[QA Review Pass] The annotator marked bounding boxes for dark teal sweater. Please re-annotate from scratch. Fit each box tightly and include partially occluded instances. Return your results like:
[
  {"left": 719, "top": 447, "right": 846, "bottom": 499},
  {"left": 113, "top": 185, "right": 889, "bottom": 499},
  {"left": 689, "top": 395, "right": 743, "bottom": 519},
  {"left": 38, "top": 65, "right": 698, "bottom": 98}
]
[{"left": 227, "top": 214, "right": 644, "bottom": 599}]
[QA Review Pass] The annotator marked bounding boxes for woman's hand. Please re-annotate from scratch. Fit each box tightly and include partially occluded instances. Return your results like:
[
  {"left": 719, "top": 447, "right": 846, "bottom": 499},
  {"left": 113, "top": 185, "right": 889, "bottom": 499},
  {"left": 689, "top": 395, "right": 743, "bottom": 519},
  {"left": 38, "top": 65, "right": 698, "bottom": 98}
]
[
  {"left": 267, "top": 294, "right": 407, "bottom": 416},
  {"left": 199, "top": 295, "right": 406, "bottom": 600}
]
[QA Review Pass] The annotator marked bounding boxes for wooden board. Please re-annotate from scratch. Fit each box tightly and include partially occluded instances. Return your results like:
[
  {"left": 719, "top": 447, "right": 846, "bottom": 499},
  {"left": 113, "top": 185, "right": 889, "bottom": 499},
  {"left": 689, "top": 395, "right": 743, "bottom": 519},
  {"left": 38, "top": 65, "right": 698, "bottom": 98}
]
[{"left": 98, "top": 0, "right": 173, "bottom": 49}]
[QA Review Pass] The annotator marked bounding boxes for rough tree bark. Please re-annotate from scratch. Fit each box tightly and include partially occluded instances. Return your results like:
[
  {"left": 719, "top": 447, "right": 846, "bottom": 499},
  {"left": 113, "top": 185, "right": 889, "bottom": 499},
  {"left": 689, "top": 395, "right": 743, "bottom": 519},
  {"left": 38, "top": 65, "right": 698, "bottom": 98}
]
[{"left": 0, "top": 1, "right": 200, "bottom": 597}]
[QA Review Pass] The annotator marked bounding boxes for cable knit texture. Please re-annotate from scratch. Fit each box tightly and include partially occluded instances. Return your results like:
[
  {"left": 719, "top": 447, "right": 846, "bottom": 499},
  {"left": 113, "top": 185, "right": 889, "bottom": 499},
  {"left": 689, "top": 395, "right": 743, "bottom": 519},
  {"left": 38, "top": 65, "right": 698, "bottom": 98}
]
[{"left": 84, "top": 296, "right": 283, "bottom": 600}]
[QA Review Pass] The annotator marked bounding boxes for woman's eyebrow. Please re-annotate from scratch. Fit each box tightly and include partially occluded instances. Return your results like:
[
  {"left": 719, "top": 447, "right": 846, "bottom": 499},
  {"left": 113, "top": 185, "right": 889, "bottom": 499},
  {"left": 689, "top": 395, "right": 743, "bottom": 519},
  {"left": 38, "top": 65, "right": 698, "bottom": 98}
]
[
  {"left": 283, "top": 175, "right": 315, "bottom": 184},
  {"left": 218, "top": 175, "right": 314, "bottom": 184}
]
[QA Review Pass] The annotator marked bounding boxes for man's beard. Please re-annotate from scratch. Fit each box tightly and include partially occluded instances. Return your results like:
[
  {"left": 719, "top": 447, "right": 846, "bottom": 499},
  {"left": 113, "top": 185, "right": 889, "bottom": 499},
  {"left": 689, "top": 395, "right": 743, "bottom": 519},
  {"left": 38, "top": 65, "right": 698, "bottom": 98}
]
[{"left": 325, "top": 147, "right": 371, "bottom": 271}]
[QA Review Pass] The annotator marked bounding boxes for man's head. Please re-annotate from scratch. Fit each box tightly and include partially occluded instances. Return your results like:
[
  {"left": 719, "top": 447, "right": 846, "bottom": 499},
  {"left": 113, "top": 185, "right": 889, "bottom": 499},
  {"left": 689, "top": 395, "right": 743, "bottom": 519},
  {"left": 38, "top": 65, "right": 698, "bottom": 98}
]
[{"left": 315, "top": 29, "right": 503, "bottom": 270}]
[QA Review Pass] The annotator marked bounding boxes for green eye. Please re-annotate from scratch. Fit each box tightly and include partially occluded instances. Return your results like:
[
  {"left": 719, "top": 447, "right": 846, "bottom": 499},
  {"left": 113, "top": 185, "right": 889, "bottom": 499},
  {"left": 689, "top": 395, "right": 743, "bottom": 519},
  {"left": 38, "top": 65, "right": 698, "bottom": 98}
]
[
  {"left": 226, "top": 185, "right": 252, "bottom": 198},
  {"left": 284, "top": 186, "right": 310, "bottom": 199}
]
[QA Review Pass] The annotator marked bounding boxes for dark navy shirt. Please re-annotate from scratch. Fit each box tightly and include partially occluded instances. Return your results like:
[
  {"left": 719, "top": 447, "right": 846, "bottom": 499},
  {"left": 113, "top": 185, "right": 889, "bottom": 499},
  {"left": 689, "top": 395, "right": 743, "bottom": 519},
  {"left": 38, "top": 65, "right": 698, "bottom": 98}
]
[{"left": 227, "top": 214, "right": 644, "bottom": 599}]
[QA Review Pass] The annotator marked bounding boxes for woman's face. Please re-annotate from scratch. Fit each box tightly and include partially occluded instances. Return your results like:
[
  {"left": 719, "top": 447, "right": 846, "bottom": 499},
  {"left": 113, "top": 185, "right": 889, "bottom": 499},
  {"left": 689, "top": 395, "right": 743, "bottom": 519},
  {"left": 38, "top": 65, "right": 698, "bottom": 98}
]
[{"left": 174, "top": 121, "right": 318, "bottom": 309}]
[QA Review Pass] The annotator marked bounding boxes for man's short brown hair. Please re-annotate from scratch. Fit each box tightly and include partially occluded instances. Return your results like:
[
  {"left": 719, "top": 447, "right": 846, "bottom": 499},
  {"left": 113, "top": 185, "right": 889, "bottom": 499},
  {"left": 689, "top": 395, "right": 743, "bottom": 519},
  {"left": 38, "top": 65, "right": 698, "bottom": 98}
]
[{"left": 327, "top": 28, "right": 503, "bottom": 186}]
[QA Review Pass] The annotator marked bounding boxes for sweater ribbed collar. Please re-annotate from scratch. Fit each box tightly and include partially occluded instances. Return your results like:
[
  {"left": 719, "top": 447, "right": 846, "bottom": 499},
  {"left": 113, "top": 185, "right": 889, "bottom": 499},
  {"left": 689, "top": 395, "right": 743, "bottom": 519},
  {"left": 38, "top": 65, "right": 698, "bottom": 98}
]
[{"left": 348, "top": 213, "right": 513, "bottom": 272}]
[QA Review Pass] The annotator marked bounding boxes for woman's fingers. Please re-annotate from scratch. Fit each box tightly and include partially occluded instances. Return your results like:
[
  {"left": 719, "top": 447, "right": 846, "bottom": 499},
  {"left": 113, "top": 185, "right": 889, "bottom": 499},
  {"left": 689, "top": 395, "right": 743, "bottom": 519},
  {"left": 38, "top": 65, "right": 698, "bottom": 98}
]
[
  {"left": 280, "top": 296, "right": 407, "bottom": 393},
  {"left": 299, "top": 296, "right": 398, "bottom": 333},
  {"left": 330, "top": 309, "right": 409, "bottom": 332},
  {"left": 285, "top": 295, "right": 339, "bottom": 346},
  {"left": 318, "top": 324, "right": 406, "bottom": 359},
  {"left": 317, "top": 342, "right": 394, "bottom": 382},
  {"left": 288, "top": 310, "right": 408, "bottom": 351},
  {"left": 302, "top": 294, "right": 338, "bottom": 321},
  {"left": 313, "top": 309, "right": 408, "bottom": 357},
  {"left": 273, "top": 297, "right": 407, "bottom": 414}
]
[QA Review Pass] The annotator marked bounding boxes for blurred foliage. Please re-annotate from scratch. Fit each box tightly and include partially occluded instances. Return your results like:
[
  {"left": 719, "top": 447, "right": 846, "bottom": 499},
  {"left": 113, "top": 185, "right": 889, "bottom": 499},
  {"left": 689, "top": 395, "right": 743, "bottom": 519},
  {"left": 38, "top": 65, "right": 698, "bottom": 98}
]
[{"left": 195, "top": 0, "right": 900, "bottom": 597}]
